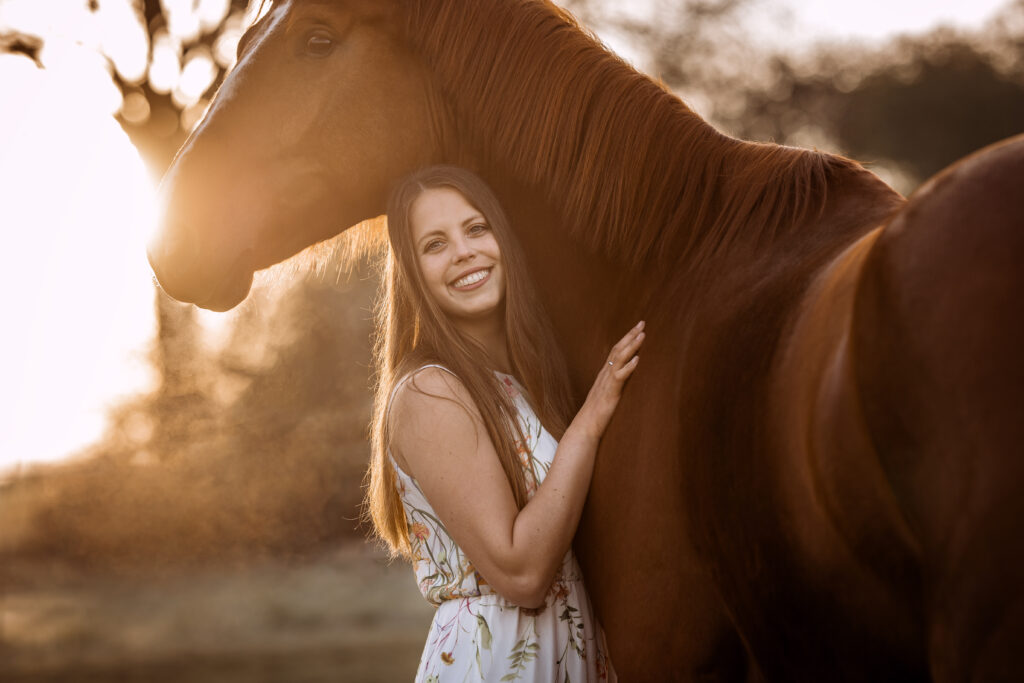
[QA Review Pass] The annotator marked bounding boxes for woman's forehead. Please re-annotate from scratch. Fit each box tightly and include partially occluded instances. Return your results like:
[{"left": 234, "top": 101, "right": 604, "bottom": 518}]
[{"left": 409, "top": 187, "right": 483, "bottom": 236}]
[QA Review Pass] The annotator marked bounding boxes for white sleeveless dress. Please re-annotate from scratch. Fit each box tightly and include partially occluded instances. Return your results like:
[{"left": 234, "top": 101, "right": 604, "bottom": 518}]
[{"left": 389, "top": 365, "right": 612, "bottom": 682}]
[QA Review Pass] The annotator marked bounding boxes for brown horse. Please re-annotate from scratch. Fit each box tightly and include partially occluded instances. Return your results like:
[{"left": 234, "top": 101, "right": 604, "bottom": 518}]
[{"left": 147, "top": 1, "right": 1024, "bottom": 679}]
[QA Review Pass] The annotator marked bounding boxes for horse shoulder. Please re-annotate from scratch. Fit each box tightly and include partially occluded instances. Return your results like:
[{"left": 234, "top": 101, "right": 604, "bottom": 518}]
[{"left": 766, "top": 223, "right": 928, "bottom": 677}]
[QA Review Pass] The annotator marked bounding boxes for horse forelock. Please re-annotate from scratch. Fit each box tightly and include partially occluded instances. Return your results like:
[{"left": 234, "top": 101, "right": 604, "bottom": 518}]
[{"left": 403, "top": 0, "right": 856, "bottom": 267}]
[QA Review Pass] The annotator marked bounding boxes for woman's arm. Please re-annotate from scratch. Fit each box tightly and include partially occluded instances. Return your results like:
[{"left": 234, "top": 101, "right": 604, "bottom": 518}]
[{"left": 390, "top": 321, "right": 645, "bottom": 607}]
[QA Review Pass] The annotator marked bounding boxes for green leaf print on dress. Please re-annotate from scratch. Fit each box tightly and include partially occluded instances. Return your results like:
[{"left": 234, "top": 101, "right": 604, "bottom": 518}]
[{"left": 501, "top": 620, "right": 540, "bottom": 681}]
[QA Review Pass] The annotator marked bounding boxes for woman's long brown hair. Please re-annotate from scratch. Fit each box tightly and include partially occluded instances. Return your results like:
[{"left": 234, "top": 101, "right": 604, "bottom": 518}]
[{"left": 364, "top": 165, "right": 575, "bottom": 558}]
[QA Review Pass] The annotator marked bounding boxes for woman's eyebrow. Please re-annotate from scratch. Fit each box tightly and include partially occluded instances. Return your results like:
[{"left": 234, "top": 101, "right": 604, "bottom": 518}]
[{"left": 461, "top": 214, "right": 486, "bottom": 226}]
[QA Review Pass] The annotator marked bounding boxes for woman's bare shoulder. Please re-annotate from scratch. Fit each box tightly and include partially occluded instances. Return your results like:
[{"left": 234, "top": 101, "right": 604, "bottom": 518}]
[
  {"left": 391, "top": 366, "right": 480, "bottom": 429},
  {"left": 395, "top": 365, "right": 464, "bottom": 403},
  {"left": 390, "top": 366, "right": 492, "bottom": 480}
]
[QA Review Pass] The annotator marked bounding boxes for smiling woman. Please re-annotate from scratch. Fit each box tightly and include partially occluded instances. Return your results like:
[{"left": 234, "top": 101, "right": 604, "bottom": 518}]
[
  {"left": 408, "top": 187, "right": 507, "bottom": 331},
  {"left": 0, "top": 51, "right": 158, "bottom": 474},
  {"left": 363, "top": 165, "right": 634, "bottom": 681}
]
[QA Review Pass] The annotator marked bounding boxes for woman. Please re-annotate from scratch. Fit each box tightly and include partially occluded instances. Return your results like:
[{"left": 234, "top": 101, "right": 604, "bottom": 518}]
[{"left": 365, "top": 165, "right": 643, "bottom": 681}]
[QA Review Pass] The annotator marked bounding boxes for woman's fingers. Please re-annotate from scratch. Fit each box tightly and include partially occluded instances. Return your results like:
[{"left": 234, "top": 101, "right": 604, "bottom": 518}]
[
  {"left": 608, "top": 321, "right": 646, "bottom": 368},
  {"left": 623, "top": 330, "right": 645, "bottom": 356},
  {"left": 579, "top": 323, "right": 646, "bottom": 438},
  {"left": 610, "top": 335, "right": 644, "bottom": 369},
  {"left": 612, "top": 354, "right": 639, "bottom": 380},
  {"left": 608, "top": 323, "right": 640, "bottom": 357}
]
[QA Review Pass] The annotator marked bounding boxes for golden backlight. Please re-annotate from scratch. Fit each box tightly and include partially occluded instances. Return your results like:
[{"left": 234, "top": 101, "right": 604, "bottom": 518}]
[
  {"left": 0, "top": 0, "right": 267, "bottom": 476},
  {"left": 0, "top": 51, "right": 158, "bottom": 475}
]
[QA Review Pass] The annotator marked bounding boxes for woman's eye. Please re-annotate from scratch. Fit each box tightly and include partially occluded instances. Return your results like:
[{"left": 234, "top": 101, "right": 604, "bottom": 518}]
[
  {"left": 305, "top": 31, "right": 335, "bottom": 57},
  {"left": 425, "top": 240, "right": 443, "bottom": 252},
  {"left": 468, "top": 224, "right": 488, "bottom": 235}
]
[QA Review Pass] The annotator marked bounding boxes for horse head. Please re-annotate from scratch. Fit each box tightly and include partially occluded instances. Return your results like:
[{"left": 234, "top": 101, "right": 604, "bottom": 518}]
[{"left": 148, "top": 0, "right": 437, "bottom": 311}]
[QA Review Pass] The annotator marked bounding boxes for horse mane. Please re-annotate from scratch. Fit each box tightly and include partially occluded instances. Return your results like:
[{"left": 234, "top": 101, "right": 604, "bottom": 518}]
[{"left": 404, "top": 0, "right": 860, "bottom": 266}]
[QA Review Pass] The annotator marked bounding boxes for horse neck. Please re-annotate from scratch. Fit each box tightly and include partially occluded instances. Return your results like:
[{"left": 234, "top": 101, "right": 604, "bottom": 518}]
[
  {"left": 481, "top": 168, "right": 627, "bottom": 394},
  {"left": 407, "top": 0, "right": 844, "bottom": 273}
]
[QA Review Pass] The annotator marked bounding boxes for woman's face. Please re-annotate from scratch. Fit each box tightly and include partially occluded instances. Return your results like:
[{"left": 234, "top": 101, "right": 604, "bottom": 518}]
[{"left": 408, "top": 187, "right": 506, "bottom": 328}]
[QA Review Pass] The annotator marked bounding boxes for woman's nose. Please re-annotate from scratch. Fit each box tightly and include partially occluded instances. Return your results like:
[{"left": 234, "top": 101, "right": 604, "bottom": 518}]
[{"left": 451, "top": 236, "right": 474, "bottom": 261}]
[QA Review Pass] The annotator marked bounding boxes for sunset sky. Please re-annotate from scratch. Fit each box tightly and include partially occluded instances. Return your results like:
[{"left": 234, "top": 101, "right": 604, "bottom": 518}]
[{"left": 0, "top": 0, "right": 1015, "bottom": 474}]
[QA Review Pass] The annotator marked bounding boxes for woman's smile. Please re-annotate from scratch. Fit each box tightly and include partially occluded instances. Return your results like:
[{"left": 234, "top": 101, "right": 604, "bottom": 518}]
[{"left": 450, "top": 266, "right": 493, "bottom": 290}]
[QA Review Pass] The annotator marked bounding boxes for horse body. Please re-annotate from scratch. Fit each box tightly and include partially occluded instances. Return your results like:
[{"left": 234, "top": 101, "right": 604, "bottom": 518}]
[
  {"left": 147, "top": 0, "right": 1024, "bottom": 679},
  {"left": 850, "top": 142, "right": 1024, "bottom": 681}
]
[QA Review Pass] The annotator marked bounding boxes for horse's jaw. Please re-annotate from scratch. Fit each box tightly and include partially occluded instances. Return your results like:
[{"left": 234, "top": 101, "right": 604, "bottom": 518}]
[{"left": 146, "top": 238, "right": 255, "bottom": 312}]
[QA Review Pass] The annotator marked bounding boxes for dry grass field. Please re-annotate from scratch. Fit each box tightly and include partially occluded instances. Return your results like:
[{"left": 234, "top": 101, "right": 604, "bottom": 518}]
[{"left": 1, "top": 543, "right": 434, "bottom": 682}]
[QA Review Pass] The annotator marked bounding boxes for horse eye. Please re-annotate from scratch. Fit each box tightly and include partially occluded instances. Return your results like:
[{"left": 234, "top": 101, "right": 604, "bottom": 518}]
[{"left": 305, "top": 32, "right": 334, "bottom": 57}]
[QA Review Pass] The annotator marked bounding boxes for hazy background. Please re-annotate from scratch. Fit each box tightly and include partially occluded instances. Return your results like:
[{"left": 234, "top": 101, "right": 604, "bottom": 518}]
[{"left": 1, "top": 0, "right": 1023, "bottom": 680}]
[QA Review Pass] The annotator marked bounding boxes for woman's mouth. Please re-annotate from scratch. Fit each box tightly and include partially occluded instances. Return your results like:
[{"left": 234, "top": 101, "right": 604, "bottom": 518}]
[{"left": 450, "top": 267, "right": 492, "bottom": 291}]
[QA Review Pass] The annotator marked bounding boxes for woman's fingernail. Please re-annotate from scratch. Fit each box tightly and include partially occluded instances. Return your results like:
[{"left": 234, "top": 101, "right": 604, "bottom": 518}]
[{"left": 636, "top": 320, "right": 645, "bottom": 330}]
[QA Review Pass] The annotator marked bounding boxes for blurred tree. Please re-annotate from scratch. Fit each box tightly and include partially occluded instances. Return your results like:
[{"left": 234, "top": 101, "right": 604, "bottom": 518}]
[
  {"left": 119, "top": 0, "right": 253, "bottom": 173},
  {"left": 839, "top": 41, "right": 1024, "bottom": 182},
  {"left": 732, "top": 34, "right": 1024, "bottom": 188},
  {"left": 1, "top": 0, "right": 252, "bottom": 174},
  {"left": 561, "top": 0, "right": 757, "bottom": 120},
  {"left": 568, "top": 0, "right": 1024, "bottom": 191},
  {"left": 8, "top": 267, "right": 379, "bottom": 571}
]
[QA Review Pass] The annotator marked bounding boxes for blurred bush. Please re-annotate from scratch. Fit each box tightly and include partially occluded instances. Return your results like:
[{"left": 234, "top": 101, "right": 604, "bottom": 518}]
[
  {"left": 1, "top": 260, "right": 380, "bottom": 575},
  {"left": 732, "top": 31, "right": 1024, "bottom": 190}
]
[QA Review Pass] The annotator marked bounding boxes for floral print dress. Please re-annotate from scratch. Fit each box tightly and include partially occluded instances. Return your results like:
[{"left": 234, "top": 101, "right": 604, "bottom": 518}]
[{"left": 390, "top": 365, "right": 612, "bottom": 682}]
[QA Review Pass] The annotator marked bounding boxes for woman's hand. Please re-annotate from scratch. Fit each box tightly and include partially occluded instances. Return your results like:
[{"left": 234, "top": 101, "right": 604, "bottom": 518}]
[{"left": 573, "top": 320, "right": 646, "bottom": 440}]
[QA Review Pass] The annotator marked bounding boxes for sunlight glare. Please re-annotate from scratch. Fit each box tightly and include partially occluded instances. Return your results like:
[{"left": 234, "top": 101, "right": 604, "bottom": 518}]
[
  {"left": 98, "top": 0, "right": 149, "bottom": 84},
  {"left": 197, "top": 0, "right": 232, "bottom": 34},
  {"left": 0, "top": 53, "right": 158, "bottom": 474},
  {"left": 173, "top": 46, "right": 216, "bottom": 108},
  {"left": 148, "top": 29, "right": 181, "bottom": 95},
  {"left": 180, "top": 98, "right": 211, "bottom": 132},
  {"left": 39, "top": 41, "right": 122, "bottom": 115},
  {"left": 162, "top": 0, "right": 202, "bottom": 44},
  {"left": 121, "top": 90, "right": 151, "bottom": 125},
  {"left": 213, "top": 10, "right": 247, "bottom": 69}
]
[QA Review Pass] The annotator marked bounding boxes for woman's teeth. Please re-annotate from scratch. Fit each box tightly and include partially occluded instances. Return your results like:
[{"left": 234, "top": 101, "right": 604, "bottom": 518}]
[{"left": 452, "top": 269, "right": 490, "bottom": 288}]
